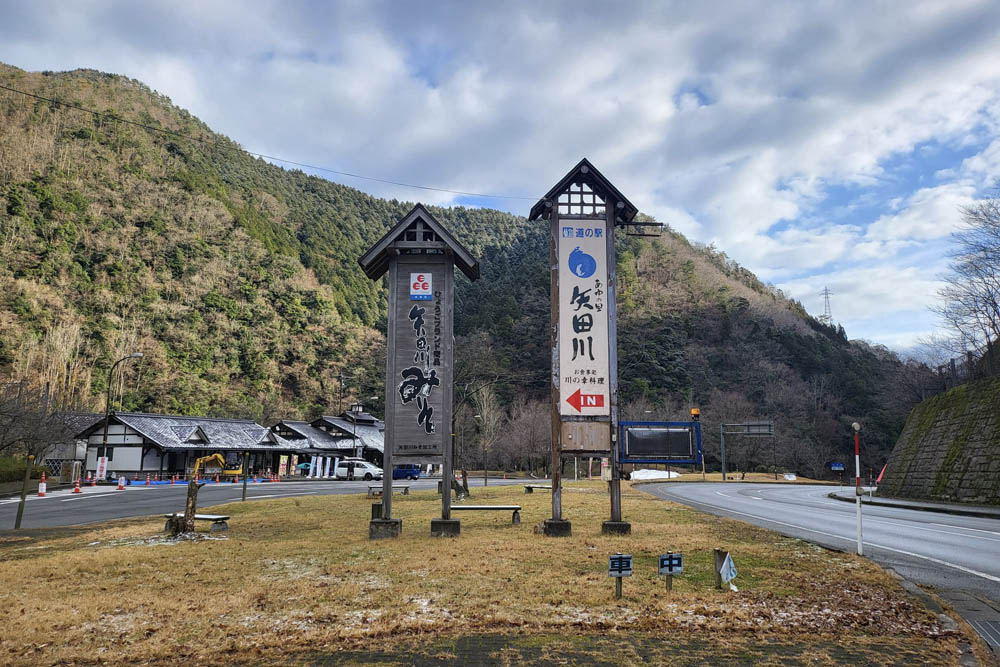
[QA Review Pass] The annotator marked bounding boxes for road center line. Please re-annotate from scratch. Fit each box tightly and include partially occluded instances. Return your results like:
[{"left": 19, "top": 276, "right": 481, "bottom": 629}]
[{"left": 661, "top": 491, "right": 1000, "bottom": 584}]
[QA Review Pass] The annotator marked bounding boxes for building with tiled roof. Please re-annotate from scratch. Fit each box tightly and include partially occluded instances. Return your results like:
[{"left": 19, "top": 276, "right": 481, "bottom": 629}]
[{"left": 77, "top": 412, "right": 292, "bottom": 479}]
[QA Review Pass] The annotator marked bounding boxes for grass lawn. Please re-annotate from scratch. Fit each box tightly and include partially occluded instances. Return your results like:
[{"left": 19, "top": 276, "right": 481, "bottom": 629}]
[{"left": 0, "top": 481, "right": 974, "bottom": 665}]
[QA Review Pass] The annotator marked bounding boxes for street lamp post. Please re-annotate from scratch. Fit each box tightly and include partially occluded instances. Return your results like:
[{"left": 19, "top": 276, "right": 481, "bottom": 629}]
[
  {"left": 99, "top": 353, "right": 143, "bottom": 480},
  {"left": 852, "top": 422, "right": 863, "bottom": 556}
]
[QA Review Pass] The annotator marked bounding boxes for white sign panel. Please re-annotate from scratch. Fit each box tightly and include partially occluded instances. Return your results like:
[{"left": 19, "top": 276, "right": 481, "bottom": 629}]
[
  {"left": 96, "top": 456, "right": 108, "bottom": 479},
  {"left": 608, "top": 553, "right": 633, "bottom": 577},
  {"left": 558, "top": 218, "right": 610, "bottom": 416},
  {"left": 410, "top": 272, "right": 432, "bottom": 300},
  {"left": 658, "top": 552, "right": 683, "bottom": 575}
]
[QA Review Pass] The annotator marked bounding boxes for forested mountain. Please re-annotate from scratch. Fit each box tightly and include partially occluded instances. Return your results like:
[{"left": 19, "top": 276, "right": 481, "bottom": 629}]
[{"left": 0, "top": 64, "right": 932, "bottom": 475}]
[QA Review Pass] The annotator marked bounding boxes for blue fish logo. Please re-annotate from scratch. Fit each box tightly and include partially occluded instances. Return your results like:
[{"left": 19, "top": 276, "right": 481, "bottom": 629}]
[{"left": 568, "top": 247, "right": 597, "bottom": 278}]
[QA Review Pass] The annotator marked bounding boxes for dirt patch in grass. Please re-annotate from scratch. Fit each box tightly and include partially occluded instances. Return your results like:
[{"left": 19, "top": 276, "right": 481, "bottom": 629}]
[{"left": 0, "top": 481, "right": 968, "bottom": 665}]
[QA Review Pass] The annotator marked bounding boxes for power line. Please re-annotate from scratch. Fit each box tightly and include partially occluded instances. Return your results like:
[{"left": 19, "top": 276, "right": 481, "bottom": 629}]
[{"left": 0, "top": 82, "right": 538, "bottom": 201}]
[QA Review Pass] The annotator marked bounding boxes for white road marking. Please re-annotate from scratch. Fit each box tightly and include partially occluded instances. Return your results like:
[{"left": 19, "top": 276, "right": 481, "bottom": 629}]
[
  {"left": 715, "top": 491, "right": 732, "bottom": 498},
  {"left": 663, "top": 492, "right": 1000, "bottom": 584},
  {"left": 929, "top": 522, "right": 1000, "bottom": 537},
  {"left": 60, "top": 492, "right": 120, "bottom": 502},
  {"left": 249, "top": 492, "right": 315, "bottom": 499}
]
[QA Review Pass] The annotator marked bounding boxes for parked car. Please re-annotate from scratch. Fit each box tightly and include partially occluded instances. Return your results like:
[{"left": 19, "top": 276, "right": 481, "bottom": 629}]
[
  {"left": 393, "top": 464, "right": 421, "bottom": 480},
  {"left": 334, "top": 460, "right": 383, "bottom": 481}
]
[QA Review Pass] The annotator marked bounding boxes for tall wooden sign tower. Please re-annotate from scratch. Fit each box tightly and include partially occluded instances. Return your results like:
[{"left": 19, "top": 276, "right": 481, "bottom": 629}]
[
  {"left": 359, "top": 204, "right": 480, "bottom": 539},
  {"left": 529, "top": 159, "right": 637, "bottom": 536}
]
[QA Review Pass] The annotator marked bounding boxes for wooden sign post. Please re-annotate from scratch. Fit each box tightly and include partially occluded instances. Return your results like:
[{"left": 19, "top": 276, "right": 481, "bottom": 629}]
[
  {"left": 529, "top": 159, "right": 638, "bottom": 536},
  {"left": 359, "top": 204, "right": 479, "bottom": 539}
]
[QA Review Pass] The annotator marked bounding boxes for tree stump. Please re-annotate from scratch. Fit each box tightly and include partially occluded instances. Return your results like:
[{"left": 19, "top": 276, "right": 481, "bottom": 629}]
[{"left": 181, "top": 481, "right": 206, "bottom": 534}]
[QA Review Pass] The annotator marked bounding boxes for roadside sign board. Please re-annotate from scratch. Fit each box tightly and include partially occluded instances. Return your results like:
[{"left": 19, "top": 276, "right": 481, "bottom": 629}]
[
  {"left": 608, "top": 553, "right": 633, "bottom": 577},
  {"left": 558, "top": 219, "right": 611, "bottom": 417},
  {"left": 619, "top": 421, "right": 702, "bottom": 465},
  {"left": 831, "top": 462, "right": 845, "bottom": 472},
  {"left": 658, "top": 552, "right": 683, "bottom": 575},
  {"left": 96, "top": 456, "right": 108, "bottom": 479}
]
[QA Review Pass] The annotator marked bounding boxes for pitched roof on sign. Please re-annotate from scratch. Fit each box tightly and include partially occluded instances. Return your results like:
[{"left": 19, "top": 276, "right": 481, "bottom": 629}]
[
  {"left": 358, "top": 203, "right": 480, "bottom": 281},
  {"left": 528, "top": 158, "right": 638, "bottom": 223},
  {"left": 76, "top": 412, "right": 289, "bottom": 451}
]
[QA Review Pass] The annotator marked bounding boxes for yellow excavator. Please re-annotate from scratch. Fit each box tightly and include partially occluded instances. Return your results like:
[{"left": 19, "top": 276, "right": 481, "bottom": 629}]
[{"left": 191, "top": 453, "right": 243, "bottom": 478}]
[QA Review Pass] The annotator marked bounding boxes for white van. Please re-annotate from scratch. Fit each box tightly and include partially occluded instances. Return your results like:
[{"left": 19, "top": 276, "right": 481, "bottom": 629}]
[{"left": 335, "top": 460, "right": 383, "bottom": 481}]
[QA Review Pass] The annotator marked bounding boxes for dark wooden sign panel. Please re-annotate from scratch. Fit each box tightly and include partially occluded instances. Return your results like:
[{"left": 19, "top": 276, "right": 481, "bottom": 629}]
[{"left": 389, "top": 254, "right": 453, "bottom": 463}]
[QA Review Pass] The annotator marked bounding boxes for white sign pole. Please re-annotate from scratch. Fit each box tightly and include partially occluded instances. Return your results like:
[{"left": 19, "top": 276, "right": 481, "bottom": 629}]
[{"left": 853, "top": 422, "right": 863, "bottom": 556}]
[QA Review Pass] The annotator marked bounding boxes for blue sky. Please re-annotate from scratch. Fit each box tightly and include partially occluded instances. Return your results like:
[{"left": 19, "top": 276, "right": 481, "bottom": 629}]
[{"left": 3, "top": 0, "right": 1000, "bottom": 351}]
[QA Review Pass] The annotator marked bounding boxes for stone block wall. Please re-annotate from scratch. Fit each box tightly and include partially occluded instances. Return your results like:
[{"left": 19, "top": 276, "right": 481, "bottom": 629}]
[{"left": 880, "top": 375, "right": 1000, "bottom": 505}]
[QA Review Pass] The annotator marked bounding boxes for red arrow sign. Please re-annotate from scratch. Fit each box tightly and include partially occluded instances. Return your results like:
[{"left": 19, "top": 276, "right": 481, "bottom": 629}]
[{"left": 566, "top": 388, "right": 605, "bottom": 412}]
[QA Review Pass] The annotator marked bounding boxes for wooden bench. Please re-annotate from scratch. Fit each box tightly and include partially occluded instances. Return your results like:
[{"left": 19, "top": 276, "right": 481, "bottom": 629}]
[
  {"left": 451, "top": 504, "right": 521, "bottom": 525},
  {"left": 367, "top": 485, "right": 410, "bottom": 498},
  {"left": 523, "top": 484, "right": 552, "bottom": 494},
  {"left": 163, "top": 513, "right": 230, "bottom": 533}
]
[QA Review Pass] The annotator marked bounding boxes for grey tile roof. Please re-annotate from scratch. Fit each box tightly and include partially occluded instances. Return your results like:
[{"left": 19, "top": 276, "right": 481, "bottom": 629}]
[
  {"left": 78, "top": 412, "right": 290, "bottom": 451},
  {"left": 323, "top": 417, "right": 384, "bottom": 453},
  {"left": 273, "top": 421, "right": 356, "bottom": 453},
  {"left": 59, "top": 412, "right": 105, "bottom": 438}
]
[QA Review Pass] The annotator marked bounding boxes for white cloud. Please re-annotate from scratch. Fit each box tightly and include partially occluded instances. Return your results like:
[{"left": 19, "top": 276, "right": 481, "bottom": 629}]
[{"left": 4, "top": 1, "right": 1000, "bottom": 347}]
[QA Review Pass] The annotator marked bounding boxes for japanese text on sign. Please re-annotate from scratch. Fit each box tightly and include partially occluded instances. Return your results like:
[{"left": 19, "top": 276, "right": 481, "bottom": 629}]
[
  {"left": 608, "top": 553, "right": 633, "bottom": 577},
  {"left": 558, "top": 220, "right": 610, "bottom": 416},
  {"left": 658, "top": 552, "right": 683, "bottom": 575}
]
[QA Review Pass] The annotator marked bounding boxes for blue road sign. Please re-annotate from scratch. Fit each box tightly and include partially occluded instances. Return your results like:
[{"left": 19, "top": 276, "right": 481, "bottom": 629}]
[
  {"left": 658, "top": 552, "right": 683, "bottom": 575},
  {"left": 608, "top": 553, "right": 633, "bottom": 577},
  {"left": 831, "top": 462, "right": 845, "bottom": 471}
]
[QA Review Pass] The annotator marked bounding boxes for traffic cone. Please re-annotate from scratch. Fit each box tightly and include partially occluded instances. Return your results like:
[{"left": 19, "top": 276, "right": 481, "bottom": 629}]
[
  {"left": 90, "top": 472, "right": 96, "bottom": 487},
  {"left": 37, "top": 472, "right": 47, "bottom": 497},
  {"left": 72, "top": 478, "right": 81, "bottom": 494},
  {"left": 117, "top": 476, "right": 125, "bottom": 490},
  {"left": 154, "top": 473, "right": 159, "bottom": 482},
  {"left": 214, "top": 473, "right": 219, "bottom": 484},
  {"left": 145, "top": 473, "right": 151, "bottom": 486},
  {"left": 170, "top": 475, "right": 175, "bottom": 485},
  {"left": 232, "top": 475, "right": 238, "bottom": 484}
]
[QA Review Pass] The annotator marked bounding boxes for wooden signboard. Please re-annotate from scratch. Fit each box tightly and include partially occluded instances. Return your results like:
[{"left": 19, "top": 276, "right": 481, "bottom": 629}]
[{"left": 359, "top": 204, "right": 479, "bottom": 534}]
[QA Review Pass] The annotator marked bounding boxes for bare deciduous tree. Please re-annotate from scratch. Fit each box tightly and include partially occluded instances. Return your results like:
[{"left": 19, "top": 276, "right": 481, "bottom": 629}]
[{"left": 933, "top": 196, "right": 1000, "bottom": 356}]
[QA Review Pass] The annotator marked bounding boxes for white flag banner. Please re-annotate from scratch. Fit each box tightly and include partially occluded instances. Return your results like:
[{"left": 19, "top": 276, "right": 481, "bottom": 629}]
[{"left": 721, "top": 552, "right": 738, "bottom": 591}]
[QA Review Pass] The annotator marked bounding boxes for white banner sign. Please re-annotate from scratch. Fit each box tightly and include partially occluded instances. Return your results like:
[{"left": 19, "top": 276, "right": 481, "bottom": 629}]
[
  {"left": 96, "top": 456, "right": 108, "bottom": 479},
  {"left": 558, "top": 218, "right": 610, "bottom": 416}
]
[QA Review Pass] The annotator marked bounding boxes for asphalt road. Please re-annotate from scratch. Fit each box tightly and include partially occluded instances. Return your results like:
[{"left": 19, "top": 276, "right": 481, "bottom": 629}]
[
  {"left": 645, "top": 482, "right": 1000, "bottom": 650},
  {"left": 0, "top": 476, "right": 531, "bottom": 530}
]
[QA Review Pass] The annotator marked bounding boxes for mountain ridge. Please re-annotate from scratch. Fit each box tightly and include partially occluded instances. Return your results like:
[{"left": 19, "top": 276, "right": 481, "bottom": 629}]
[{"left": 0, "top": 63, "right": 930, "bottom": 474}]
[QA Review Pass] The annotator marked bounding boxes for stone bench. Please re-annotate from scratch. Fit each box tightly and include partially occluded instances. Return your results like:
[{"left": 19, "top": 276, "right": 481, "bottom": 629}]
[
  {"left": 523, "top": 484, "right": 552, "bottom": 493},
  {"left": 367, "top": 485, "right": 410, "bottom": 498},
  {"left": 163, "top": 513, "right": 230, "bottom": 533},
  {"left": 451, "top": 504, "right": 521, "bottom": 525}
]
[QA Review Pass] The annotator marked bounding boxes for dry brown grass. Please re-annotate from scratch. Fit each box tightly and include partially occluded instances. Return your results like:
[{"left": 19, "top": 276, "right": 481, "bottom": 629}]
[{"left": 0, "top": 481, "right": 967, "bottom": 665}]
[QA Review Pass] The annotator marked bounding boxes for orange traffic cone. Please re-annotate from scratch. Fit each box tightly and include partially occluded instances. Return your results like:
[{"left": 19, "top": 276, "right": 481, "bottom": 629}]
[
  {"left": 37, "top": 472, "right": 47, "bottom": 497},
  {"left": 232, "top": 475, "right": 238, "bottom": 484},
  {"left": 90, "top": 472, "right": 96, "bottom": 487},
  {"left": 117, "top": 476, "right": 125, "bottom": 490},
  {"left": 214, "top": 473, "right": 219, "bottom": 484},
  {"left": 72, "top": 478, "right": 81, "bottom": 493},
  {"left": 145, "top": 473, "right": 151, "bottom": 486}
]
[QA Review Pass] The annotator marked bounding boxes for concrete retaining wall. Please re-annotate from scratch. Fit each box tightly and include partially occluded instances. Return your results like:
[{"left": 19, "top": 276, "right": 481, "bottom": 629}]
[{"left": 880, "top": 375, "right": 1000, "bottom": 505}]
